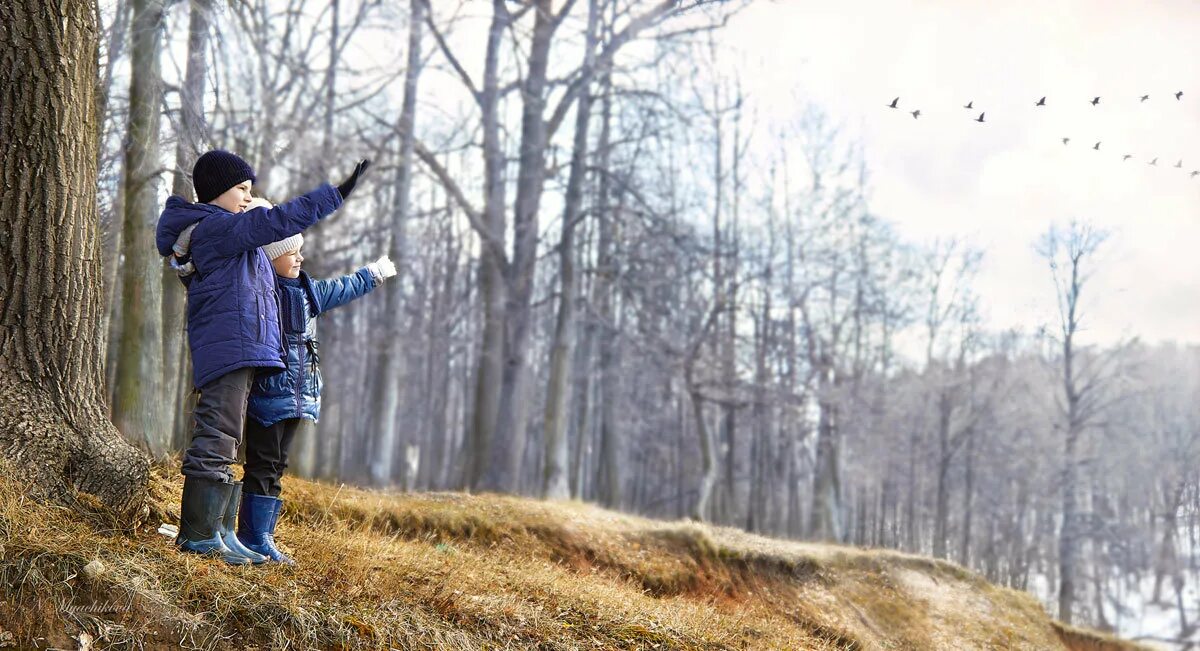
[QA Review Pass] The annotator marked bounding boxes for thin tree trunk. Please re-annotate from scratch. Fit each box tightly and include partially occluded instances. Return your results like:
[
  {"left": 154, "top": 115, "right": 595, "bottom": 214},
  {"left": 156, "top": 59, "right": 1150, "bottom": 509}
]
[
  {"left": 485, "top": 0, "right": 555, "bottom": 494},
  {"left": 369, "top": 0, "right": 422, "bottom": 487},
  {"left": 465, "top": 0, "right": 510, "bottom": 492},
  {"left": 689, "top": 391, "right": 717, "bottom": 521},
  {"left": 933, "top": 390, "right": 952, "bottom": 558},
  {"left": 542, "top": 0, "right": 598, "bottom": 500},
  {"left": 906, "top": 424, "right": 920, "bottom": 551},
  {"left": 959, "top": 424, "right": 976, "bottom": 565},
  {"left": 809, "top": 355, "right": 843, "bottom": 541},
  {"left": 591, "top": 40, "right": 621, "bottom": 508},
  {"left": 164, "top": 0, "right": 214, "bottom": 454},
  {"left": 111, "top": 0, "right": 168, "bottom": 456},
  {"left": 97, "top": 0, "right": 130, "bottom": 360}
]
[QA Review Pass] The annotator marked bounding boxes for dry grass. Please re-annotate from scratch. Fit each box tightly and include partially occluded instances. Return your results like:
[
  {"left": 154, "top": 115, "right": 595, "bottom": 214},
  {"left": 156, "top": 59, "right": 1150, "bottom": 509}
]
[{"left": 0, "top": 462, "right": 1150, "bottom": 650}]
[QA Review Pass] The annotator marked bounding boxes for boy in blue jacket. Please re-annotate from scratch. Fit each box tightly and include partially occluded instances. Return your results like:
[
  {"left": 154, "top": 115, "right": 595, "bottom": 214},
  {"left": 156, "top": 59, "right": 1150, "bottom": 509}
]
[
  {"left": 235, "top": 215, "right": 395, "bottom": 564},
  {"left": 155, "top": 150, "right": 370, "bottom": 565}
]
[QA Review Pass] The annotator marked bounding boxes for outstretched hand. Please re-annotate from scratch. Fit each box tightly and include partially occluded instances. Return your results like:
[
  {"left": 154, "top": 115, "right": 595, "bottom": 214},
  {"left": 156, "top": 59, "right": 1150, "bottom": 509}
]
[
  {"left": 366, "top": 254, "right": 397, "bottom": 284},
  {"left": 336, "top": 159, "right": 371, "bottom": 200}
]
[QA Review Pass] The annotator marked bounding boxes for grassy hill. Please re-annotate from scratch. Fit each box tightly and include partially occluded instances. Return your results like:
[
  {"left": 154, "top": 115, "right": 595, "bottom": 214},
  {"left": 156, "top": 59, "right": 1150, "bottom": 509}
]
[{"left": 0, "top": 463, "right": 1148, "bottom": 650}]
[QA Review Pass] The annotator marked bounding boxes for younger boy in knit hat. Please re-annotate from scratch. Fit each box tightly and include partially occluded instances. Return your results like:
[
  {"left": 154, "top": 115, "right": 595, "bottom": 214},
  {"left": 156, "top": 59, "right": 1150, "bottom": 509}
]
[
  {"left": 234, "top": 205, "right": 396, "bottom": 564},
  {"left": 155, "top": 150, "right": 371, "bottom": 565}
]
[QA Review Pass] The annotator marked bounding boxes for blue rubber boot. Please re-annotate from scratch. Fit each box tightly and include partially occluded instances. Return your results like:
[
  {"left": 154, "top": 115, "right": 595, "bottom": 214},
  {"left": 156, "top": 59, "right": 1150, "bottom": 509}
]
[
  {"left": 237, "top": 492, "right": 295, "bottom": 565},
  {"left": 219, "top": 482, "right": 267, "bottom": 564},
  {"left": 176, "top": 476, "right": 249, "bottom": 565}
]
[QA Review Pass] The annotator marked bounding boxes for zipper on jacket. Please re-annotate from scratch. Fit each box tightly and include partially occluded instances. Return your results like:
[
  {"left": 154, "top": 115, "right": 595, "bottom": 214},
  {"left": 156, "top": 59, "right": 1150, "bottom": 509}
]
[
  {"left": 274, "top": 278, "right": 288, "bottom": 371},
  {"left": 294, "top": 332, "right": 303, "bottom": 415}
]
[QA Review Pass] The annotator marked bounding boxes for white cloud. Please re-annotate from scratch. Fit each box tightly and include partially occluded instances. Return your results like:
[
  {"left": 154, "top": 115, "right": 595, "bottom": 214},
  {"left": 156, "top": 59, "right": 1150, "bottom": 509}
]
[{"left": 721, "top": 0, "right": 1200, "bottom": 346}]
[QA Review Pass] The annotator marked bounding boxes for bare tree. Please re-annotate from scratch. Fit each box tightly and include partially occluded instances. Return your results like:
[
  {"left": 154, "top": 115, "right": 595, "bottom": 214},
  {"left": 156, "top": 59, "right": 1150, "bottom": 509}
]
[
  {"left": 367, "top": 0, "right": 424, "bottom": 488},
  {"left": 543, "top": 0, "right": 600, "bottom": 500},
  {"left": 1037, "top": 220, "right": 1112, "bottom": 624},
  {"left": 111, "top": 0, "right": 169, "bottom": 456}
]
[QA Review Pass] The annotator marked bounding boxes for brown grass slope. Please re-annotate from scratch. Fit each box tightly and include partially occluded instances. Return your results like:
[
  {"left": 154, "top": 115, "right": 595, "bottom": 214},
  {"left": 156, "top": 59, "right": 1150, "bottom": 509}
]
[{"left": 0, "top": 463, "right": 1149, "bottom": 650}]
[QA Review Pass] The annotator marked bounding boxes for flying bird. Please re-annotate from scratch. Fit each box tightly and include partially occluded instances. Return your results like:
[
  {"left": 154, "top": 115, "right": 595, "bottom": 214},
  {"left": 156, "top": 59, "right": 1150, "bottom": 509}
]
[
  {"left": 1140, "top": 94, "right": 1150, "bottom": 102},
  {"left": 1191, "top": 170, "right": 1199, "bottom": 178},
  {"left": 1123, "top": 154, "right": 1133, "bottom": 161},
  {"left": 975, "top": 112, "right": 985, "bottom": 123},
  {"left": 911, "top": 109, "right": 921, "bottom": 119},
  {"left": 964, "top": 100, "right": 974, "bottom": 109},
  {"left": 1036, "top": 96, "right": 1046, "bottom": 106},
  {"left": 1176, "top": 91, "right": 1184, "bottom": 100},
  {"left": 888, "top": 97, "right": 900, "bottom": 108},
  {"left": 1093, "top": 142, "right": 1101, "bottom": 150},
  {"left": 1062, "top": 137, "right": 1070, "bottom": 145},
  {"left": 1176, "top": 160, "right": 1184, "bottom": 168},
  {"left": 1149, "top": 158, "right": 1159, "bottom": 166},
  {"left": 1091, "top": 96, "right": 1101, "bottom": 105}
]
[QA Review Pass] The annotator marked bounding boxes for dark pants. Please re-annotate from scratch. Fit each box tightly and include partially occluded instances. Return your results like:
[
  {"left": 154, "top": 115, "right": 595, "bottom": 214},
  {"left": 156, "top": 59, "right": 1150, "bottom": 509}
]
[
  {"left": 242, "top": 418, "right": 302, "bottom": 497},
  {"left": 182, "top": 368, "right": 255, "bottom": 482}
]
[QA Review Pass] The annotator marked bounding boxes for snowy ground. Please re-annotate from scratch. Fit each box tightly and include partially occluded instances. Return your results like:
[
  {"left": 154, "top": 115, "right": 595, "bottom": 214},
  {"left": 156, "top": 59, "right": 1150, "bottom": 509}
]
[{"left": 1028, "top": 571, "right": 1199, "bottom": 650}]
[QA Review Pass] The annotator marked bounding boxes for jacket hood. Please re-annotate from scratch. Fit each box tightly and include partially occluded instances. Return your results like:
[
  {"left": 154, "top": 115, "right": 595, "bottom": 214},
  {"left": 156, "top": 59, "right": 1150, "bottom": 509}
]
[{"left": 156, "top": 196, "right": 226, "bottom": 257}]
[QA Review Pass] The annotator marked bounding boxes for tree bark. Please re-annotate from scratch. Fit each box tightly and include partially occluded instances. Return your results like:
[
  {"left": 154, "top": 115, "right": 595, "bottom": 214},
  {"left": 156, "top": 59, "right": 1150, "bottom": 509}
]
[
  {"left": 0, "top": 0, "right": 149, "bottom": 517},
  {"left": 110, "top": 0, "right": 168, "bottom": 456}
]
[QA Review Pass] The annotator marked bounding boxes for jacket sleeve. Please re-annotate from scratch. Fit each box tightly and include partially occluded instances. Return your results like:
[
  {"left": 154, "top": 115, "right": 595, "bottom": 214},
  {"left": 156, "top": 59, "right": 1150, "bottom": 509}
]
[
  {"left": 311, "top": 267, "right": 377, "bottom": 315},
  {"left": 155, "top": 196, "right": 201, "bottom": 256},
  {"left": 209, "top": 184, "right": 343, "bottom": 258}
]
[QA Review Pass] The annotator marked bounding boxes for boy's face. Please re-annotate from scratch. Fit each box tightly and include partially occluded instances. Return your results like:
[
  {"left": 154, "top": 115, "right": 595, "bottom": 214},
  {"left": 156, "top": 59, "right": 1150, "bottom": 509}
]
[
  {"left": 208, "top": 180, "right": 253, "bottom": 213},
  {"left": 272, "top": 247, "right": 303, "bottom": 279}
]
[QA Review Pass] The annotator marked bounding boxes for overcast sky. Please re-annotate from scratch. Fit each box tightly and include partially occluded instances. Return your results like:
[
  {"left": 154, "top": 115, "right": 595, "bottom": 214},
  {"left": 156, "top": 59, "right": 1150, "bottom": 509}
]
[{"left": 718, "top": 0, "right": 1200, "bottom": 347}]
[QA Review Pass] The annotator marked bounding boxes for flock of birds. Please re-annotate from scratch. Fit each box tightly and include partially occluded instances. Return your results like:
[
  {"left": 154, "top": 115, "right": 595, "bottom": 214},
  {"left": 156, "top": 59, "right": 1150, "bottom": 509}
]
[{"left": 887, "top": 92, "right": 1199, "bottom": 178}]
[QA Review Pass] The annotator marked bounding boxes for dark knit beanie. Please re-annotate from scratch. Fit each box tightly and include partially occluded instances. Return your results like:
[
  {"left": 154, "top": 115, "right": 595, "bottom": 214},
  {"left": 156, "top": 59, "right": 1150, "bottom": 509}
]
[{"left": 192, "top": 150, "right": 257, "bottom": 203}]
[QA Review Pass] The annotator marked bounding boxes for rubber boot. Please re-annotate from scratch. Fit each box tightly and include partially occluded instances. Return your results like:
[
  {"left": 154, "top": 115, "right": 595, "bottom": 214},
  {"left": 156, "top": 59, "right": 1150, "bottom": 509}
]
[
  {"left": 176, "top": 476, "right": 249, "bottom": 565},
  {"left": 237, "top": 492, "right": 295, "bottom": 565},
  {"left": 218, "top": 482, "right": 268, "bottom": 564}
]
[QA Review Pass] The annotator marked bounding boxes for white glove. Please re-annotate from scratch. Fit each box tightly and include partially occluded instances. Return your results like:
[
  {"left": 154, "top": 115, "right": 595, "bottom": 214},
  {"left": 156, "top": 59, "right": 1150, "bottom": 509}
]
[
  {"left": 366, "top": 254, "right": 397, "bottom": 284},
  {"left": 172, "top": 222, "right": 198, "bottom": 257}
]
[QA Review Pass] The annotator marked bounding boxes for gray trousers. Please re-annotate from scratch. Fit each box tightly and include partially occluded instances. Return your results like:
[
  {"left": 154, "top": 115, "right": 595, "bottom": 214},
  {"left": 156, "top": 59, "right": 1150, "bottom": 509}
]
[{"left": 181, "top": 367, "right": 255, "bottom": 482}]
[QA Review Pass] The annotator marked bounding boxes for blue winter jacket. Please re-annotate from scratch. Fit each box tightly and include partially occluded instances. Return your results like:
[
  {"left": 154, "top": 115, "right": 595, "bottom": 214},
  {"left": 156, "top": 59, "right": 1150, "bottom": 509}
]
[
  {"left": 246, "top": 268, "right": 377, "bottom": 427},
  {"left": 154, "top": 185, "right": 343, "bottom": 389}
]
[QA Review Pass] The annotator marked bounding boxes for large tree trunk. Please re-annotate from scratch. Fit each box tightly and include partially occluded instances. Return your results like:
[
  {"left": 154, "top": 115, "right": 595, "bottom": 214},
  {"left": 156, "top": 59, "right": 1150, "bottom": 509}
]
[
  {"left": 0, "top": 0, "right": 149, "bottom": 517},
  {"left": 368, "top": 0, "right": 423, "bottom": 487},
  {"left": 110, "top": 0, "right": 168, "bottom": 456}
]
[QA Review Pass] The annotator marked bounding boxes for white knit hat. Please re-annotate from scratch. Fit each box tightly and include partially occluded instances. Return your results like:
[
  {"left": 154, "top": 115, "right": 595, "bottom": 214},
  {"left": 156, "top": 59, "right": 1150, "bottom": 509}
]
[{"left": 262, "top": 233, "right": 304, "bottom": 261}]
